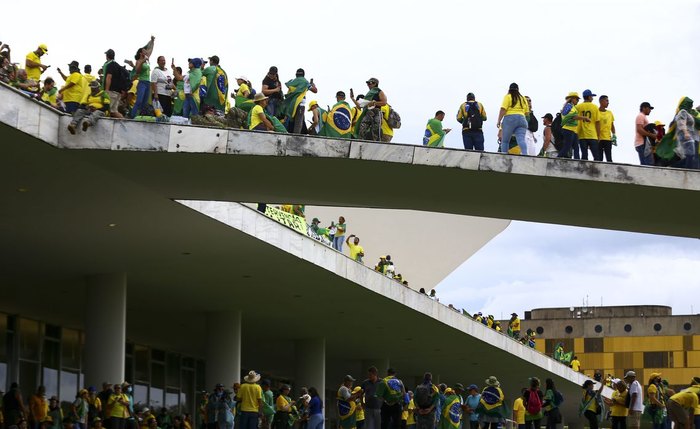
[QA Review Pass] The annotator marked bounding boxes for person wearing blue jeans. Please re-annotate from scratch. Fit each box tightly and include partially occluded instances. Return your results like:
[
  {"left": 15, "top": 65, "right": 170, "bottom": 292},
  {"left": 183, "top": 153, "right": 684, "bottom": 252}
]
[
  {"left": 462, "top": 131, "right": 485, "bottom": 151},
  {"left": 496, "top": 83, "right": 529, "bottom": 155},
  {"left": 130, "top": 80, "right": 150, "bottom": 118},
  {"left": 579, "top": 139, "right": 599, "bottom": 161},
  {"left": 333, "top": 217, "right": 346, "bottom": 252},
  {"left": 558, "top": 92, "right": 588, "bottom": 159},
  {"left": 307, "top": 388, "right": 323, "bottom": 429},
  {"left": 457, "top": 94, "right": 487, "bottom": 151}
]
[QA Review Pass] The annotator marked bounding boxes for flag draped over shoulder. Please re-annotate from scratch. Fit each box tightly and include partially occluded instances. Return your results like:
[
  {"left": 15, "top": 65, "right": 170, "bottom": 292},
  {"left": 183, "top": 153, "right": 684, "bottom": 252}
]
[
  {"left": 322, "top": 101, "right": 353, "bottom": 138},
  {"left": 440, "top": 395, "right": 462, "bottom": 429},
  {"left": 477, "top": 386, "right": 506, "bottom": 418},
  {"left": 245, "top": 108, "right": 287, "bottom": 133},
  {"left": 281, "top": 77, "right": 309, "bottom": 119},
  {"left": 235, "top": 96, "right": 255, "bottom": 112},
  {"left": 206, "top": 66, "right": 228, "bottom": 111},
  {"left": 423, "top": 118, "right": 446, "bottom": 147},
  {"left": 656, "top": 96, "right": 700, "bottom": 161}
]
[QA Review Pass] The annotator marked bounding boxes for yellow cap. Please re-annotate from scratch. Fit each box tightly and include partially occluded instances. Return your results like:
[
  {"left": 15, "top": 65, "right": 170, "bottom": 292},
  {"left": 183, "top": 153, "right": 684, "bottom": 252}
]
[
  {"left": 38, "top": 44, "right": 48, "bottom": 53},
  {"left": 307, "top": 100, "right": 318, "bottom": 111},
  {"left": 654, "top": 120, "right": 665, "bottom": 126},
  {"left": 565, "top": 92, "right": 580, "bottom": 100}
]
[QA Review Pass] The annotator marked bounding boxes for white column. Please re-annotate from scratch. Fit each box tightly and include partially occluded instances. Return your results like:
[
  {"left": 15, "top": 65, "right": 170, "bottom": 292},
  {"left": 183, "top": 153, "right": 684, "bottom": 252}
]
[
  {"left": 84, "top": 273, "right": 127, "bottom": 388},
  {"left": 206, "top": 311, "right": 241, "bottom": 389},
  {"left": 295, "top": 338, "right": 326, "bottom": 414}
]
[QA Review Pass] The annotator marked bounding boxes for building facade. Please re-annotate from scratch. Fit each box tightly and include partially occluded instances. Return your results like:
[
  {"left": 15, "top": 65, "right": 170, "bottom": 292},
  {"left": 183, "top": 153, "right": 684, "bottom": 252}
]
[{"left": 522, "top": 305, "right": 700, "bottom": 390}]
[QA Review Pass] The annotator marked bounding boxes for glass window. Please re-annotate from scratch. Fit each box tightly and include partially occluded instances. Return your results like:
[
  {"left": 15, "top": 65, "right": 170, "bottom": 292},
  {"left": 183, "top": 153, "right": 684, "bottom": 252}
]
[
  {"left": 45, "top": 324, "right": 61, "bottom": 340},
  {"left": 166, "top": 354, "right": 179, "bottom": 387},
  {"left": 134, "top": 383, "right": 149, "bottom": 409},
  {"left": 165, "top": 388, "right": 179, "bottom": 413},
  {"left": 135, "top": 346, "right": 149, "bottom": 382},
  {"left": 149, "top": 387, "right": 163, "bottom": 409},
  {"left": 152, "top": 363, "right": 165, "bottom": 389},
  {"left": 181, "top": 370, "right": 194, "bottom": 417},
  {"left": 19, "top": 319, "right": 40, "bottom": 360},
  {"left": 195, "top": 361, "right": 205, "bottom": 392},
  {"left": 60, "top": 369, "right": 79, "bottom": 405},
  {"left": 20, "top": 361, "right": 39, "bottom": 400},
  {"left": 584, "top": 337, "right": 604, "bottom": 353},
  {"left": 0, "top": 362, "right": 6, "bottom": 392},
  {"left": 151, "top": 349, "right": 165, "bottom": 363},
  {"left": 0, "top": 314, "right": 7, "bottom": 361},
  {"left": 62, "top": 329, "right": 81, "bottom": 369},
  {"left": 43, "top": 367, "right": 59, "bottom": 398},
  {"left": 43, "top": 340, "right": 60, "bottom": 369}
]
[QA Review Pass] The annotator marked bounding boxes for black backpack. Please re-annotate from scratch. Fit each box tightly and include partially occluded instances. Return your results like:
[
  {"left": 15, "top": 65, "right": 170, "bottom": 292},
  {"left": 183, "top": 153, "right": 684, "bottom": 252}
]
[
  {"left": 551, "top": 113, "right": 564, "bottom": 150},
  {"left": 108, "top": 62, "right": 131, "bottom": 92},
  {"left": 414, "top": 383, "right": 434, "bottom": 409},
  {"left": 462, "top": 101, "right": 483, "bottom": 130},
  {"left": 528, "top": 112, "right": 539, "bottom": 132}
]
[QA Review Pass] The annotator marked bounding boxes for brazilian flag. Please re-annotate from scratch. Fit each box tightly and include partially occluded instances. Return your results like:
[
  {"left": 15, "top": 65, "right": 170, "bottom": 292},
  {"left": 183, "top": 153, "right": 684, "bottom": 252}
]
[
  {"left": 424, "top": 118, "right": 446, "bottom": 147},
  {"left": 280, "top": 77, "right": 309, "bottom": 120},
  {"left": 439, "top": 394, "right": 462, "bottom": 429},
  {"left": 337, "top": 395, "right": 357, "bottom": 429},
  {"left": 322, "top": 101, "right": 353, "bottom": 138},
  {"left": 235, "top": 96, "right": 254, "bottom": 112},
  {"left": 656, "top": 96, "right": 700, "bottom": 161},
  {"left": 477, "top": 386, "right": 507, "bottom": 418},
  {"left": 206, "top": 66, "right": 228, "bottom": 111}
]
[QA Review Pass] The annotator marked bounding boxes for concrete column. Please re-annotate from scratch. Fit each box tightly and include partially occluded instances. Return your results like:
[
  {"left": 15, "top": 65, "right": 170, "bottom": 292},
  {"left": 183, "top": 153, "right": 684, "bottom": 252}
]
[
  {"left": 206, "top": 311, "right": 242, "bottom": 389},
  {"left": 84, "top": 273, "right": 127, "bottom": 388},
  {"left": 295, "top": 338, "right": 326, "bottom": 413}
]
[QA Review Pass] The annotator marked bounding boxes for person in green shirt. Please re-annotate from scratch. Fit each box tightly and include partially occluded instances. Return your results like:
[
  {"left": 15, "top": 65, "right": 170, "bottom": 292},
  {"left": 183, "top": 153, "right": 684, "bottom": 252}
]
[
  {"left": 375, "top": 368, "right": 406, "bottom": 429},
  {"left": 129, "top": 36, "right": 155, "bottom": 118},
  {"left": 261, "top": 380, "right": 276, "bottom": 429},
  {"left": 423, "top": 111, "right": 451, "bottom": 147},
  {"left": 201, "top": 55, "right": 228, "bottom": 113}
]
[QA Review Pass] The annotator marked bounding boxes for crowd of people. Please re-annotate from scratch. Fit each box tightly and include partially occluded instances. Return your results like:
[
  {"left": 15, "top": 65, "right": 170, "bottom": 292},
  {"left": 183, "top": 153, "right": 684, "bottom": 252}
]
[
  {"left": 580, "top": 372, "right": 700, "bottom": 429},
  {"left": 0, "top": 382, "right": 193, "bottom": 429},
  {"left": 1, "top": 39, "right": 698, "bottom": 169},
  {"left": 4, "top": 366, "right": 698, "bottom": 429}
]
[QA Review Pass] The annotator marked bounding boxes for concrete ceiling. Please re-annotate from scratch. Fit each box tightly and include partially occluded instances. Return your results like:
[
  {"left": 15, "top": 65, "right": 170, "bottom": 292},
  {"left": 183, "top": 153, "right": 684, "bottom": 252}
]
[{"left": 0, "top": 120, "right": 590, "bottom": 421}]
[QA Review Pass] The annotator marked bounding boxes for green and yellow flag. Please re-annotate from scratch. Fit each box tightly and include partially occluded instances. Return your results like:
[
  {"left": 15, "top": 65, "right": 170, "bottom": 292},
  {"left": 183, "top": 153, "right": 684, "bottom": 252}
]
[
  {"left": 322, "top": 101, "right": 353, "bottom": 138},
  {"left": 235, "top": 96, "right": 254, "bottom": 112},
  {"left": 440, "top": 394, "right": 462, "bottom": 429},
  {"left": 656, "top": 96, "right": 700, "bottom": 161},
  {"left": 423, "top": 118, "right": 446, "bottom": 147},
  {"left": 280, "top": 77, "right": 310, "bottom": 120}
]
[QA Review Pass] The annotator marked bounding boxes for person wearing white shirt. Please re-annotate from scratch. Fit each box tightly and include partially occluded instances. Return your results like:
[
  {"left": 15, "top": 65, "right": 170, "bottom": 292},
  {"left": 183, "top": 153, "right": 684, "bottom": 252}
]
[
  {"left": 150, "top": 56, "right": 173, "bottom": 116},
  {"left": 625, "top": 371, "right": 644, "bottom": 429}
]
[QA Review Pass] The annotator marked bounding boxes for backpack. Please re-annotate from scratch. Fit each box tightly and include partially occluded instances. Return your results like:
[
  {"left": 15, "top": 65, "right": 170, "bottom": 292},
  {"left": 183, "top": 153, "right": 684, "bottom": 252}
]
[
  {"left": 387, "top": 107, "right": 401, "bottom": 129},
  {"left": 462, "top": 101, "right": 483, "bottom": 131},
  {"left": 108, "top": 62, "right": 131, "bottom": 92},
  {"left": 414, "top": 383, "right": 434, "bottom": 409},
  {"left": 551, "top": 113, "right": 564, "bottom": 150},
  {"left": 528, "top": 112, "right": 539, "bottom": 132},
  {"left": 554, "top": 390, "right": 564, "bottom": 407},
  {"left": 526, "top": 389, "right": 542, "bottom": 415}
]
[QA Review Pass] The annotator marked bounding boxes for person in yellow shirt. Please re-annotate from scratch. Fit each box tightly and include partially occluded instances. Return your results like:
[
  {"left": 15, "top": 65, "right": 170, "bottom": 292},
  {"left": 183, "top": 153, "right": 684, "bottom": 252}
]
[
  {"left": 570, "top": 356, "right": 581, "bottom": 372},
  {"left": 274, "top": 385, "right": 293, "bottom": 429},
  {"left": 39, "top": 77, "right": 58, "bottom": 107},
  {"left": 29, "top": 386, "right": 48, "bottom": 429},
  {"left": 576, "top": 89, "right": 601, "bottom": 161},
  {"left": 345, "top": 235, "right": 364, "bottom": 263},
  {"left": 668, "top": 388, "right": 699, "bottom": 429},
  {"left": 512, "top": 389, "right": 526, "bottom": 429},
  {"left": 249, "top": 93, "right": 273, "bottom": 131},
  {"left": 508, "top": 313, "right": 521, "bottom": 339},
  {"left": 107, "top": 383, "right": 130, "bottom": 429},
  {"left": 236, "top": 370, "right": 264, "bottom": 429},
  {"left": 380, "top": 104, "right": 394, "bottom": 142},
  {"left": 353, "top": 386, "right": 365, "bottom": 429},
  {"left": 67, "top": 80, "right": 110, "bottom": 134},
  {"left": 83, "top": 65, "right": 96, "bottom": 86},
  {"left": 236, "top": 77, "right": 251, "bottom": 98},
  {"left": 496, "top": 83, "right": 530, "bottom": 154},
  {"left": 604, "top": 379, "right": 628, "bottom": 429},
  {"left": 58, "top": 61, "right": 85, "bottom": 113},
  {"left": 25, "top": 44, "right": 49, "bottom": 82},
  {"left": 581, "top": 380, "right": 603, "bottom": 429},
  {"left": 598, "top": 95, "right": 616, "bottom": 162},
  {"left": 647, "top": 373, "right": 665, "bottom": 428},
  {"left": 557, "top": 92, "right": 590, "bottom": 159}
]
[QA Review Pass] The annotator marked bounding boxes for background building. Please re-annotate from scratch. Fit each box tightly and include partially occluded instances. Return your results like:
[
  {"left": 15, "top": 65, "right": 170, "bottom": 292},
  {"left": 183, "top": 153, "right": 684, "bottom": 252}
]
[{"left": 523, "top": 305, "right": 700, "bottom": 390}]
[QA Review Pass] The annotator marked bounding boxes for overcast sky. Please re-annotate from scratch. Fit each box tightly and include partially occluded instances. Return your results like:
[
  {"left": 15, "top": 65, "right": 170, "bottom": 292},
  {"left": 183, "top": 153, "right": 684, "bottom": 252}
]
[{"left": 5, "top": 0, "right": 699, "bottom": 315}]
